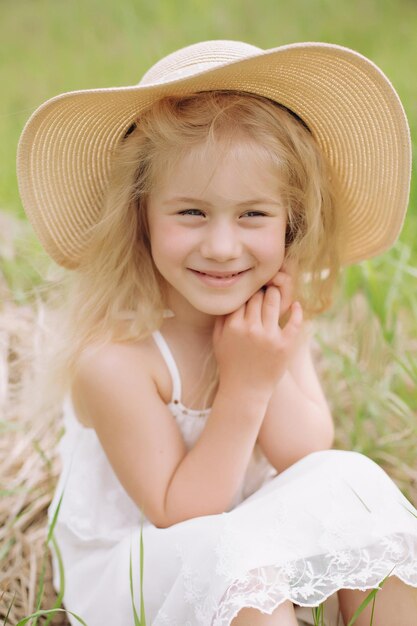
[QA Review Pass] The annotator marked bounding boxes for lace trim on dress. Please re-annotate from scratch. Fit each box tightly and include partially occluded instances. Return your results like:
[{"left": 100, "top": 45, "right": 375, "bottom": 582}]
[
  {"left": 171, "top": 533, "right": 417, "bottom": 625},
  {"left": 212, "top": 533, "right": 417, "bottom": 624}
]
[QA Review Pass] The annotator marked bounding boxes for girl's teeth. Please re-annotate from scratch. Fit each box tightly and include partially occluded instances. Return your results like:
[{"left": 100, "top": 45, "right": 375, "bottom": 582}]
[{"left": 202, "top": 272, "right": 237, "bottom": 278}]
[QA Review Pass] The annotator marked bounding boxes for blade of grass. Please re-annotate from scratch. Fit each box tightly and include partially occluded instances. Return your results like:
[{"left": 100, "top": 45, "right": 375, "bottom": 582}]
[
  {"left": 346, "top": 568, "right": 395, "bottom": 626},
  {"left": 139, "top": 515, "right": 146, "bottom": 625},
  {"left": 0, "top": 538, "right": 15, "bottom": 561},
  {"left": 32, "top": 439, "right": 52, "bottom": 471},
  {"left": 346, "top": 484, "right": 372, "bottom": 513},
  {"left": 369, "top": 592, "right": 377, "bottom": 626},
  {"left": 32, "top": 488, "right": 65, "bottom": 626},
  {"left": 129, "top": 540, "right": 142, "bottom": 626},
  {"left": 15, "top": 608, "right": 88, "bottom": 626},
  {"left": 393, "top": 350, "right": 417, "bottom": 384},
  {"left": 311, "top": 601, "right": 324, "bottom": 625},
  {"left": 46, "top": 488, "right": 65, "bottom": 543},
  {"left": 401, "top": 503, "right": 417, "bottom": 519},
  {"left": 43, "top": 534, "right": 65, "bottom": 626},
  {"left": 346, "top": 588, "right": 379, "bottom": 626},
  {"left": 2, "top": 591, "right": 16, "bottom": 626},
  {"left": 129, "top": 514, "right": 146, "bottom": 626}
]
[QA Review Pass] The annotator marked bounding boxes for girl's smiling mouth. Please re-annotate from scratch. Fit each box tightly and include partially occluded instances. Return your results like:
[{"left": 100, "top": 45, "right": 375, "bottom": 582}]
[{"left": 189, "top": 268, "right": 250, "bottom": 287}]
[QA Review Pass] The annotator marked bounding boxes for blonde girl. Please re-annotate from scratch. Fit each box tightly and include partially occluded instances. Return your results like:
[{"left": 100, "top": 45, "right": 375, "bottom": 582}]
[{"left": 17, "top": 40, "right": 417, "bottom": 626}]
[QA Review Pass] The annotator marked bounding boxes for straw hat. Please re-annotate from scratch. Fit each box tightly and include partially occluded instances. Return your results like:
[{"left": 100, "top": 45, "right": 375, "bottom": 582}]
[{"left": 17, "top": 40, "right": 411, "bottom": 269}]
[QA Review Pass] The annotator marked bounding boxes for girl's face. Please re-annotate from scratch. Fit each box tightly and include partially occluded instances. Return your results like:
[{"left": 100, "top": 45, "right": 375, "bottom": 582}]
[{"left": 147, "top": 137, "right": 287, "bottom": 321}]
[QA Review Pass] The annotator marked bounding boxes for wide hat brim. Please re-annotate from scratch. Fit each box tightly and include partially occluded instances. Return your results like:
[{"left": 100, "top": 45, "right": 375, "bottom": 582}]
[{"left": 17, "top": 40, "right": 411, "bottom": 269}]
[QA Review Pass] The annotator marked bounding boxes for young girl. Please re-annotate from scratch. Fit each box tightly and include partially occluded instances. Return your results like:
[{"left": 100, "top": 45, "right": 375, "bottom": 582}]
[{"left": 17, "top": 40, "right": 417, "bottom": 626}]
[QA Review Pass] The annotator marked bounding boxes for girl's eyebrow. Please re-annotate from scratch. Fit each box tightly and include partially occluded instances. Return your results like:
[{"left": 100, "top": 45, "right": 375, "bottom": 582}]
[{"left": 164, "top": 196, "right": 282, "bottom": 207}]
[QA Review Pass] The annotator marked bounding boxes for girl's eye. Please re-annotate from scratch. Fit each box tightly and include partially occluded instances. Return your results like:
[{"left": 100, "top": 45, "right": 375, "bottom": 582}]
[
  {"left": 178, "top": 209, "right": 204, "bottom": 216},
  {"left": 243, "top": 211, "right": 266, "bottom": 218}
]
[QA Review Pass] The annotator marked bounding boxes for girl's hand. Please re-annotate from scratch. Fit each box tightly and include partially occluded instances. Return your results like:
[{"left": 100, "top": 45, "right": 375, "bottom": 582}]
[
  {"left": 213, "top": 286, "right": 303, "bottom": 399},
  {"left": 264, "top": 261, "right": 295, "bottom": 320}
]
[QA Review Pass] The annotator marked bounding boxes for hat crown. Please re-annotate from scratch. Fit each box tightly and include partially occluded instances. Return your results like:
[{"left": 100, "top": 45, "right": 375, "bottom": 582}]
[{"left": 139, "top": 40, "right": 262, "bottom": 86}]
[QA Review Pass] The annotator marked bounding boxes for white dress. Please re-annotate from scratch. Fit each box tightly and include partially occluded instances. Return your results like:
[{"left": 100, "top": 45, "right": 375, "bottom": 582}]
[{"left": 49, "top": 330, "right": 417, "bottom": 626}]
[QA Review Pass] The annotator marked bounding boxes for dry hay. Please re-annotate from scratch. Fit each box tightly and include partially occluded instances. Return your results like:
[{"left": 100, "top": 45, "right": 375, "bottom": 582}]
[
  {"left": 315, "top": 292, "right": 417, "bottom": 507},
  {"left": 0, "top": 298, "right": 69, "bottom": 625},
  {"left": 0, "top": 210, "right": 69, "bottom": 625}
]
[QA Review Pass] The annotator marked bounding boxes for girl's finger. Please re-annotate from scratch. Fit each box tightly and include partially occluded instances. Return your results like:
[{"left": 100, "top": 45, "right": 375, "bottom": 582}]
[
  {"left": 281, "top": 301, "right": 303, "bottom": 344},
  {"left": 244, "top": 288, "right": 264, "bottom": 327},
  {"left": 266, "top": 272, "right": 293, "bottom": 318},
  {"left": 261, "top": 285, "right": 281, "bottom": 332}
]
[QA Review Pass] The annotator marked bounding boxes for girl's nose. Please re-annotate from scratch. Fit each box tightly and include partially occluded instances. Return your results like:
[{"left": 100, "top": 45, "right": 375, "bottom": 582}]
[{"left": 200, "top": 220, "right": 242, "bottom": 261}]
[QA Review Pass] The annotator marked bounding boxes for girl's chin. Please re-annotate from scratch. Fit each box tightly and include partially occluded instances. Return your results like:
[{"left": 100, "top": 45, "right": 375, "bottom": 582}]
[{"left": 191, "top": 296, "right": 255, "bottom": 316}]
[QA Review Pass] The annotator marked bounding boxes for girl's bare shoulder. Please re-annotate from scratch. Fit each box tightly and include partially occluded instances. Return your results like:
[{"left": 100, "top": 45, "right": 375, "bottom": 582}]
[{"left": 71, "top": 335, "right": 170, "bottom": 427}]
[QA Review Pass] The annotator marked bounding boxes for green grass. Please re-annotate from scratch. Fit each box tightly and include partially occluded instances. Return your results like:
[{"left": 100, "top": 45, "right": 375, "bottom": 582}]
[
  {"left": 130, "top": 520, "right": 147, "bottom": 626},
  {"left": 11, "top": 490, "right": 89, "bottom": 626}
]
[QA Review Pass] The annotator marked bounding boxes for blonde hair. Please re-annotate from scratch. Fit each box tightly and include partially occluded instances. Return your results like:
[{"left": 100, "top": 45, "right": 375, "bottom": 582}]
[{"left": 37, "top": 90, "right": 344, "bottom": 410}]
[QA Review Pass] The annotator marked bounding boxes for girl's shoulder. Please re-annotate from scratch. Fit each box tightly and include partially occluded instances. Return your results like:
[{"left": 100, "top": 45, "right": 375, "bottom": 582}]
[{"left": 70, "top": 334, "right": 172, "bottom": 428}]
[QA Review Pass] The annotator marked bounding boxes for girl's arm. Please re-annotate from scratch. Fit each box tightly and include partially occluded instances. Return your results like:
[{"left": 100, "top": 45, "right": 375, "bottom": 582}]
[
  {"left": 72, "top": 346, "right": 270, "bottom": 529},
  {"left": 72, "top": 287, "right": 302, "bottom": 529},
  {"left": 256, "top": 323, "right": 335, "bottom": 473}
]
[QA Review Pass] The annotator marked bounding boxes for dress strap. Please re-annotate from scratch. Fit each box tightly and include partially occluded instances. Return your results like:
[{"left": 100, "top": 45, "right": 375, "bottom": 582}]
[{"left": 151, "top": 330, "right": 182, "bottom": 404}]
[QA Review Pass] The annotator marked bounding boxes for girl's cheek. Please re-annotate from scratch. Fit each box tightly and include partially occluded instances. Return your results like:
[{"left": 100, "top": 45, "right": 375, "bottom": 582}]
[
  {"left": 151, "top": 223, "right": 196, "bottom": 262},
  {"left": 258, "top": 229, "right": 286, "bottom": 265}
]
